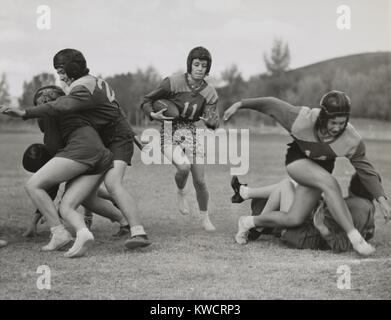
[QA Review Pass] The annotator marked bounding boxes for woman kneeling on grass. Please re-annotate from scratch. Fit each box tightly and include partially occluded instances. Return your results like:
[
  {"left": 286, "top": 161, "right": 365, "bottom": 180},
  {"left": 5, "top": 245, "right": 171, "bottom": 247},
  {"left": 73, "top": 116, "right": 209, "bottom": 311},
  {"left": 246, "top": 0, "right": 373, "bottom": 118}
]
[{"left": 224, "top": 91, "right": 390, "bottom": 256}]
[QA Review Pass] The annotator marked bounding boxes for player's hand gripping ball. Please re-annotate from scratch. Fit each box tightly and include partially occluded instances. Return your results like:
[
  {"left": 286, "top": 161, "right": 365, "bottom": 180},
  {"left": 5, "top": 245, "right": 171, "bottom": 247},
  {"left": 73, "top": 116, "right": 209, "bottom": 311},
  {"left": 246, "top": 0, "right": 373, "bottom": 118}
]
[{"left": 152, "top": 99, "right": 180, "bottom": 119}]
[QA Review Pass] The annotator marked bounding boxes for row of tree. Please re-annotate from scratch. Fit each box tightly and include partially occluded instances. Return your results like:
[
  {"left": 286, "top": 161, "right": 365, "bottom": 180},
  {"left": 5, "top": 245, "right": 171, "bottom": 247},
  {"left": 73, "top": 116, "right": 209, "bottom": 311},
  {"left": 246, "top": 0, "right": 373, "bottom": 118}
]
[{"left": 1, "top": 39, "right": 390, "bottom": 125}]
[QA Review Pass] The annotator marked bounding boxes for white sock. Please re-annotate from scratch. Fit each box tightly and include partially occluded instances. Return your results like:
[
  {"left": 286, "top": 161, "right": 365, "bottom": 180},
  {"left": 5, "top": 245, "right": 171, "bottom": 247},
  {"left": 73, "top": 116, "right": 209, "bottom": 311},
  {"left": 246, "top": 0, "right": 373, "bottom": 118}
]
[
  {"left": 50, "top": 224, "right": 66, "bottom": 234},
  {"left": 131, "top": 225, "right": 146, "bottom": 237},
  {"left": 347, "top": 229, "right": 363, "bottom": 244},
  {"left": 239, "top": 186, "right": 249, "bottom": 200}
]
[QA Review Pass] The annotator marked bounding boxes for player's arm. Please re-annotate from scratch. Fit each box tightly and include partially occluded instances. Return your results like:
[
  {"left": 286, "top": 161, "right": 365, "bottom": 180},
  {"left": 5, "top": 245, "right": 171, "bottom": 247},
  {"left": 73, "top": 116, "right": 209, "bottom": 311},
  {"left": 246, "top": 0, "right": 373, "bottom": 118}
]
[
  {"left": 140, "top": 77, "right": 172, "bottom": 120},
  {"left": 200, "top": 102, "right": 220, "bottom": 130},
  {"left": 22, "top": 86, "right": 94, "bottom": 119},
  {"left": 349, "top": 141, "right": 390, "bottom": 222},
  {"left": 223, "top": 97, "right": 299, "bottom": 132}
]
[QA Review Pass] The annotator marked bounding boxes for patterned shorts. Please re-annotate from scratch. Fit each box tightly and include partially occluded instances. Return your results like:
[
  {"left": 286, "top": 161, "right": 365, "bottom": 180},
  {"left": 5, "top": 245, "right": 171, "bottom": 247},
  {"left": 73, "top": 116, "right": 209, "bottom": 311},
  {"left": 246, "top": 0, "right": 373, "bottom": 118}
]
[{"left": 160, "top": 120, "right": 205, "bottom": 161}]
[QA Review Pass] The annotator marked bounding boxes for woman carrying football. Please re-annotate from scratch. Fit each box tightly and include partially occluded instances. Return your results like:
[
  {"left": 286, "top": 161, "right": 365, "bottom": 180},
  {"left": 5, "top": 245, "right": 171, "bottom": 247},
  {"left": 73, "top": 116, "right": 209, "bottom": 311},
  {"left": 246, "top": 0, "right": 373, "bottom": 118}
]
[
  {"left": 141, "top": 46, "right": 220, "bottom": 231},
  {"left": 224, "top": 91, "right": 390, "bottom": 256}
]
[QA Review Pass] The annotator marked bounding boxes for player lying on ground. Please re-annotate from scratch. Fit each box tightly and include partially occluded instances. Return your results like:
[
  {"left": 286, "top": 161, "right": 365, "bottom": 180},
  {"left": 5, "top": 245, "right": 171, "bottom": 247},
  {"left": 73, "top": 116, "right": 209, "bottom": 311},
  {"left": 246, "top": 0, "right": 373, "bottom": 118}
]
[
  {"left": 231, "top": 174, "right": 377, "bottom": 252},
  {"left": 224, "top": 91, "right": 390, "bottom": 256},
  {"left": 141, "top": 46, "right": 219, "bottom": 231}
]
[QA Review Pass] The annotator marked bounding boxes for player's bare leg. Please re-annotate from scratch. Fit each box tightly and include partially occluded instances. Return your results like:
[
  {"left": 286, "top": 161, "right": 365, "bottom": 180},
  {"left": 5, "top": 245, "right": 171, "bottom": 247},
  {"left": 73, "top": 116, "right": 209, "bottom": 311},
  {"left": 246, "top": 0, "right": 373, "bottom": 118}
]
[
  {"left": 236, "top": 179, "right": 295, "bottom": 244},
  {"left": 287, "top": 159, "right": 375, "bottom": 256},
  {"left": 82, "top": 191, "right": 130, "bottom": 236},
  {"left": 104, "top": 160, "right": 150, "bottom": 249},
  {"left": 60, "top": 174, "right": 103, "bottom": 258},
  {"left": 163, "top": 145, "right": 191, "bottom": 215},
  {"left": 231, "top": 175, "right": 284, "bottom": 203},
  {"left": 190, "top": 164, "right": 215, "bottom": 231},
  {"left": 25, "top": 157, "right": 86, "bottom": 251}
]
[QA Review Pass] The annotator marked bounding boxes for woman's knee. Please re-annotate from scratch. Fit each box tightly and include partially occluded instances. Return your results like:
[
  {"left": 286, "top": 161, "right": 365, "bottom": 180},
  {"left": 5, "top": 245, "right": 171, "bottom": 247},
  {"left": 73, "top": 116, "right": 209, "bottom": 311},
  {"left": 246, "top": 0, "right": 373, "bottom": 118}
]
[
  {"left": 25, "top": 177, "right": 39, "bottom": 196},
  {"left": 279, "top": 178, "right": 295, "bottom": 190},
  {"left": 319, "top": 175, "right": 340, "bottom": 193},
  {"left": 176, "top": 163, "right": 191, "bottom": 175}
]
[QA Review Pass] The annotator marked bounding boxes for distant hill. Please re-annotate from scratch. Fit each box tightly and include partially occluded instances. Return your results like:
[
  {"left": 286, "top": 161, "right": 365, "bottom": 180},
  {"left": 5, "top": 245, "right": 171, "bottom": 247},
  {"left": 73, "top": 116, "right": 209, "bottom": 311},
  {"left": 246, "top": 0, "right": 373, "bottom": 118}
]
[
  {"left": 218, "top": 51, "right": 391, "bottom": 122},
  {"left": 287, "top": 52, "right": 391, "bottom": 81}
]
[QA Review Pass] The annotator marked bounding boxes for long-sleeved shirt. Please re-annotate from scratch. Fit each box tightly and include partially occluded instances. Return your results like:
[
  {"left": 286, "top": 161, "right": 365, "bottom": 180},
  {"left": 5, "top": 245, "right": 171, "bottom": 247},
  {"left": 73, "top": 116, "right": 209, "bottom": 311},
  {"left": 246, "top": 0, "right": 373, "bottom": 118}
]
[
  {"left": 241, "top": 97, "right": 385, "bottom": 199},
  {"left": 23, "top": 75, "right": 124, "bottom": 141},
  {"left": 141, "top": 73, "right": 218, "bottom": 125}
]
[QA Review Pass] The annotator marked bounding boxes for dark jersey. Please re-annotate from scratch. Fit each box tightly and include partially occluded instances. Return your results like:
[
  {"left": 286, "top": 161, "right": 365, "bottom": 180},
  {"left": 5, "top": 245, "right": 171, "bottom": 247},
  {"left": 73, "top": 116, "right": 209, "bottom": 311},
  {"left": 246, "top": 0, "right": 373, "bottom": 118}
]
[
  {"left": 141, "top": 73, "right": 218, "bottom": 122},
  {"left": 37, "top": 117, "right": 64, "bottom": 156},
  {"left": 23, "top": 75, "right": 124, "bottom": 141}
]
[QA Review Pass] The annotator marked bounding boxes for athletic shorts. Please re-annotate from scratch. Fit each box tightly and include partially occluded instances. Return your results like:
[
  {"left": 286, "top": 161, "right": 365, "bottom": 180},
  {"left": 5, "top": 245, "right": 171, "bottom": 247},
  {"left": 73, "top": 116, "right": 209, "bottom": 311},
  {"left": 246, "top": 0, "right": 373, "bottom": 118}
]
[
  {"left": 285, "top": 141, "right": 335, "bottom": 173},
  {"left": 160, "top": 120, "right": 205, "bottom": 160},
  {"left": 56, "top": 126, "right": 114, "bottom": 175},
  {"left": 100, "top": 117, "right": 134, "bottom": 166}
]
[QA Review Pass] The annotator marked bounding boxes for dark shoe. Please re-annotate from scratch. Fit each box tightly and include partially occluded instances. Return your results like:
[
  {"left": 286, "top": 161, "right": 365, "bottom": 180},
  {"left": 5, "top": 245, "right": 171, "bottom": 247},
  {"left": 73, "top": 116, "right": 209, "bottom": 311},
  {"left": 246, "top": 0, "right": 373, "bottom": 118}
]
[
  {"left": 84, "top": 215, "right": 93, "bottom": 230},
  {"left": 230, "top": 176, "right": 247, "bottom": 203},
  {"left": 125, "top": 235, "right": 151, "bottom": 250},
  {"left": 247, "top": 227, "right": 275, "bottom": 241},
  {"left": 113, "top": 224, "right": 130, "bottom": 237}
]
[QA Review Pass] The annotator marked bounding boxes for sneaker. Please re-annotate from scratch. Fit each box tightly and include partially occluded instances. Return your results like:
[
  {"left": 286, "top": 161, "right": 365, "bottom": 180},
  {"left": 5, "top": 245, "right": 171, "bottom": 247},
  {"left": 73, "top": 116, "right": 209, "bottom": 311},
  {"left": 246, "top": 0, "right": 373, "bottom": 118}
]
[
  {"left": 124, "top": 234, "right": 151, "bottom": 250},
  {"left": 0, "top": 239, "right": 7, "bottom": 248},
  {"left": 230, "top": 176, "right": 247, "bottom": 203},
  {"left": 201, "top": 215, "right": 216, "bottom": 232},
  {"left": 64, "top": 229, "right": 94, "bottom": 258},
  {"left": 235, "top": 216, "right": 250, "bottom": 245},
  {"left": 177, "top": 190, "right": 190, "bottom": 215},
  {"left": 41, "top": 230, "right": 73, "bottom": 251},
  {"left": 112, "top": 224, "right": 130, "bottom": 237},
  {"left": 352, "top": 238, "right": 376, "bottom": 256},
  {"left": 247, "top": 227, "right": 274, "bottom": 241}
]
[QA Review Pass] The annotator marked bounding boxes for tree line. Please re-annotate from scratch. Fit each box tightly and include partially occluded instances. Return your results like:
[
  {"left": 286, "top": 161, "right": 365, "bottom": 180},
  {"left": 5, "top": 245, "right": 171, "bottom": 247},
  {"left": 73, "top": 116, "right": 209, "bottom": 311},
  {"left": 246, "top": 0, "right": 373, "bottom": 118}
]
[{"left": 1, "top": 39, "right": 390, "bottom": 125}]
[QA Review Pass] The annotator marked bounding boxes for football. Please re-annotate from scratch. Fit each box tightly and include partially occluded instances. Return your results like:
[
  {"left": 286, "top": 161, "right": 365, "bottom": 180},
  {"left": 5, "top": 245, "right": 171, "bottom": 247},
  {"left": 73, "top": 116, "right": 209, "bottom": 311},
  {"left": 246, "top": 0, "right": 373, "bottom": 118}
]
[{"left": 152, "top": 99, "right": 180, "bottom": 119}]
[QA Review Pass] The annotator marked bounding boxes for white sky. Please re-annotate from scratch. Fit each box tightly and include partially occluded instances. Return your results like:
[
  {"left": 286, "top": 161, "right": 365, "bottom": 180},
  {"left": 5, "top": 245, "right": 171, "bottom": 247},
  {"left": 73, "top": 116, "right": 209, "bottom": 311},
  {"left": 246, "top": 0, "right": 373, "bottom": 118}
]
[{"left": 0, "top": 0, "right": 390, "bottom": 96}]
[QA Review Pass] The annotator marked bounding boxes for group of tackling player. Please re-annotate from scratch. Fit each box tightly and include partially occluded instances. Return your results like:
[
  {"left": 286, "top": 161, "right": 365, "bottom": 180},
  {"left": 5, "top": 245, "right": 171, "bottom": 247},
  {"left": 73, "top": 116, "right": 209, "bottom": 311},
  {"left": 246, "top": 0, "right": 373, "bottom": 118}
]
[{"left": 0, "top": 46, "right": 390, "bottom": 258}]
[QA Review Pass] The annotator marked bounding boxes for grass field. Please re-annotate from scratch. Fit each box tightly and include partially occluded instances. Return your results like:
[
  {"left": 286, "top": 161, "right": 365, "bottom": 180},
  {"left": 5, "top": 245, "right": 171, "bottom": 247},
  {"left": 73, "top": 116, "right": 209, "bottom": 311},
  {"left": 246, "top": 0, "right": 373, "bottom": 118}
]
[{"left": 0, "top": 128, "right": 391, "bottom": 300}]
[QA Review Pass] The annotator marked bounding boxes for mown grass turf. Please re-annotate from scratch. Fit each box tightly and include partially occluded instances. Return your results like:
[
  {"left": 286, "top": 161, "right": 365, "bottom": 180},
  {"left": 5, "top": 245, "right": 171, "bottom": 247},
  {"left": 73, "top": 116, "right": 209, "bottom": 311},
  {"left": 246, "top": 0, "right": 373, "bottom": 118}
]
[{"left": 0, "top": 128, "right": 390, "bottom": 299}]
